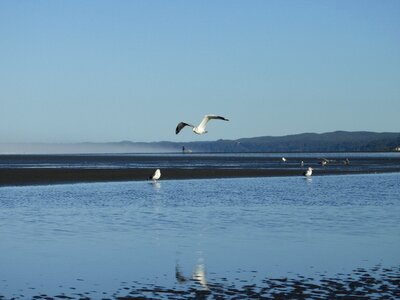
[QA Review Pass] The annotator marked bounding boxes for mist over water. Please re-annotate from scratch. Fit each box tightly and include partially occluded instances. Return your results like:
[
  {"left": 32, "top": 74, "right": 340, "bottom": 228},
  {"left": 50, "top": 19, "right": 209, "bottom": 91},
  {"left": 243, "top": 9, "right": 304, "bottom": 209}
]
[
  {"left": 0, "top": 142, "right": 176, "bottom": 155},
  {"left": 0, "top": 173, "right": 399, "bottom": 298}
]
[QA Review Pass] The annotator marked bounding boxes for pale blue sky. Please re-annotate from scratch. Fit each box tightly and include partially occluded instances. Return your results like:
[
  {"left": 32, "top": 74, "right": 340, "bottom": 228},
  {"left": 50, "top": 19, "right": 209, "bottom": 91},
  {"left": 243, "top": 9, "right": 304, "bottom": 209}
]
[{"left": 1, "top": 0, "right": 399, "bottom": 143}]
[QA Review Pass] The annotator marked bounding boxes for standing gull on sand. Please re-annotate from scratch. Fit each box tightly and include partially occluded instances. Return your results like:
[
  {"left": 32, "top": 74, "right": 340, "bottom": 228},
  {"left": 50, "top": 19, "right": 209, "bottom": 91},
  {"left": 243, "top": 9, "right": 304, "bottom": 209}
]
[
  {"left": 149, "top": 169, "right": 161, "bottom": 181},
  {"left": 303, "top": 167, "right": 313, "bottom": 177},
  {"left": 320, "top": 158, "right": 329, "bottom": 166},
  {"left": 175, "top": 114, "right": 229, "bottom": 135}
]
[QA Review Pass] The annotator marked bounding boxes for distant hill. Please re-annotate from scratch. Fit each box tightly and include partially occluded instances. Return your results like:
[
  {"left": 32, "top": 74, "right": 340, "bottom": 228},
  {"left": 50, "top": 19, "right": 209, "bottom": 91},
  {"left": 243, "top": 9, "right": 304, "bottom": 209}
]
[
  {"left": 180, "top": 131, "right": 400, "bottom": 152},
  {"left": 1, "top": 131, "right": 400, "bottom": 154},
  {"left": 235, "top": 131, "right": 400, "bottom": 152}
]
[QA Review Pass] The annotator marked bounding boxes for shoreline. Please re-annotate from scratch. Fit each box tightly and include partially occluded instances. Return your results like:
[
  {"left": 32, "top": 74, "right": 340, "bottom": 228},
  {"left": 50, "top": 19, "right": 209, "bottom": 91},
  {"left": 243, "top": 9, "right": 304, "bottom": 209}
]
[{"left": 1, "top": 167, "right": 399, "bottom": 187}]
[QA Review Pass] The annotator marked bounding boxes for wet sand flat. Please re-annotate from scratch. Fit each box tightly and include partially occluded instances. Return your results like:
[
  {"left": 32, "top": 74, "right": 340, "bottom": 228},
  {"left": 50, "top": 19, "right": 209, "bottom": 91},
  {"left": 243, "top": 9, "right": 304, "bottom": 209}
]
[{"left": 1, "top": 165, "right": 400, "bottom": 186}]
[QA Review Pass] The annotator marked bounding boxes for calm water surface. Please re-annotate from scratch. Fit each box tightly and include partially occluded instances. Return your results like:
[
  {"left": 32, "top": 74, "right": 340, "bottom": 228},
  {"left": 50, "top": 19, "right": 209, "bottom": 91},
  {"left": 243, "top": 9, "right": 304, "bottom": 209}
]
[{"left": 0, "top": 173, "right": 399, "bottom": 298}]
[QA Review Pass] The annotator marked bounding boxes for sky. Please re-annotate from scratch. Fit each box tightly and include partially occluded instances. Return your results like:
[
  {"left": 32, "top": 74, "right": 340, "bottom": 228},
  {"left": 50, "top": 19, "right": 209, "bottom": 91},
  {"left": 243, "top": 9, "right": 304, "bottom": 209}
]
[{"left": 1, "top": 0, "right": 399, "bottom": 143}]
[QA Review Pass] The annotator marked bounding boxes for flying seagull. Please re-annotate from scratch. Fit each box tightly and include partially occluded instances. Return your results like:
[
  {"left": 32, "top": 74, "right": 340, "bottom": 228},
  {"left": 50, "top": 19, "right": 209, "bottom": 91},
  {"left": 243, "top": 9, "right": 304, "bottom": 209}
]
[
  {"left": 148, "top": 169, "right": 161, "bottom": 181},
  {"left": 175, "top": 114, "right": 229, "bottom": 135},
  {"left": 303, "top": 167, "right": 313, "bottom": 177}
]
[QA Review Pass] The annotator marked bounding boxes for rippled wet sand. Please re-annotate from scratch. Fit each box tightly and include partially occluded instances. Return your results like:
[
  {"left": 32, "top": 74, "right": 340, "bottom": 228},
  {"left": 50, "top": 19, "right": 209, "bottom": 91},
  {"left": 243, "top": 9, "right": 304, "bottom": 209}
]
[{"left": 2, "top": 265, "right": 399, "bottom": 299}]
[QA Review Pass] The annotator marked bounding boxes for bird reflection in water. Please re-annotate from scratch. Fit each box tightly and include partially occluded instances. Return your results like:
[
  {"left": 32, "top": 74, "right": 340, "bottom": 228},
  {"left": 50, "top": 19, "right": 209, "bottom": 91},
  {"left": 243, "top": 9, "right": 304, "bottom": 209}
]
[
  {"left": 175, "top": 263, "right": 188, "bottom": 284},
  {"left": 192, "top": 258, "right": 208, "bottom": 290},
  {"left": 175, "top": 258, "right": 209, "bottom": 290},
  {"left": 151, "top": 181, "right": 161, "bottom": 190}
]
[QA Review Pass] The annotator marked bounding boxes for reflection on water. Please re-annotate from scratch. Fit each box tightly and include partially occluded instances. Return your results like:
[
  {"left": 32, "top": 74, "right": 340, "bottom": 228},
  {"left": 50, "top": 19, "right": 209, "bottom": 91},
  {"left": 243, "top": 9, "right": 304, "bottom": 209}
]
[
  {"left": 150, "top": 180, "right": 161, "bottom": 190},
  {"left": 304, "top": 176, "right": 313, "bottom": 183},
  {"left": 175, "top": 263, "right": 188, "bottom": 284},
  {"left": 0, "top": 173, "right": 399, "bottom": 298},
  {"left": 192, "top": 258, "right": 208, "bottom": 290},
  {"left": 176, "top": 258, "right": 208, "bottom": 290}
]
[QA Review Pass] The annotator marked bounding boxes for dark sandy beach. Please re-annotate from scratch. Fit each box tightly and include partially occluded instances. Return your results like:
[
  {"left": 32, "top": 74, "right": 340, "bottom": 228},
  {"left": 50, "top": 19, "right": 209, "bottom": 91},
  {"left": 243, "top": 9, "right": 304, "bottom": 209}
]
[
  {"left": 0, "top": 167, "right": 295, "bottom": 186},
  {"left": 1, "top": 165, "right": 400, "bottom": 186}
]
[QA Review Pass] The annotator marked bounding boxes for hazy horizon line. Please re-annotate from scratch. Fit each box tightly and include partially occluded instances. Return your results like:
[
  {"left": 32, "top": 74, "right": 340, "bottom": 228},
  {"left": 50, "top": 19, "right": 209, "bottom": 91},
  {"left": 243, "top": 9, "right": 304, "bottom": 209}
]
[{"left": 2, "top": 129, "right": 400, "bottom": 146}]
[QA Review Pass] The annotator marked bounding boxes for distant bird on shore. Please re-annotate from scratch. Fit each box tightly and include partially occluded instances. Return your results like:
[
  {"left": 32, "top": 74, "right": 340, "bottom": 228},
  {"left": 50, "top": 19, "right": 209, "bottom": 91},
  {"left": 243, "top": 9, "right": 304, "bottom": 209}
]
[
  {"left": 343, "top": 158, "right": 350, "bottom": 165},
  {"left": 319, "top": 158, "right": 329, "bottom": 166},
  {"left": 300, "top": 160, "right": 304, "bottom": 167},
  {"left": 175, "top": 114, "right": 229, "bottom": 135},
  {"left": 303, "top": 167, "right": 313, "bottom": 177},
  {"left": 149, "top": 169, "right": 161, "bottom": 181},
  {"left": 282, "top": 157, "right": 287, "bottom": 162}
]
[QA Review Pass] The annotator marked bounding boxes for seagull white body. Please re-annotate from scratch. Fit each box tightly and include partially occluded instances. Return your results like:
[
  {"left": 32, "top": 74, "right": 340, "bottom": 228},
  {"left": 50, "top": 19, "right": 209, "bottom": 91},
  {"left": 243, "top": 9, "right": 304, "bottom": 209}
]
[
  {"left": 149, "top": 169, "right": 161, "bottom": 181},
  {"left": 303, "top": 167, "right": 313, "bottom": 177},
  {"left": 282, "top": 157, "right": 287, "bottom": 162},
  {"left": 175, "top": 114, "right": 229, "bottom": 135}
]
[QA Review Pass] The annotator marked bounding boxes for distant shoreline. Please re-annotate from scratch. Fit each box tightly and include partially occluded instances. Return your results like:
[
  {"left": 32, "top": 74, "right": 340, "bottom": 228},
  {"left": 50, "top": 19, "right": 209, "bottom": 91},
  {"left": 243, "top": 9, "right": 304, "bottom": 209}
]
[
  {"left": 1, "top": 167, "right": 400, "bottom": 187},
  {"left": 1, "top": 131, "right": 400, "bottom": 154},
  {"left": 1, "top": 150, "right": 400, "bottom": 155}
]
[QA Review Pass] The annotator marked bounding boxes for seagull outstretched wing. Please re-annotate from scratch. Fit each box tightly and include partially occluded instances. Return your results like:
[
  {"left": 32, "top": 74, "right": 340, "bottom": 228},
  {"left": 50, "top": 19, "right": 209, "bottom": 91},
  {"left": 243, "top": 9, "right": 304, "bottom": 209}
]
[
  {"left": 175, "top": 122, "right": 194, "bottom": 134},
  {"left": 197, "top": 115, "right": 229, "bottom": 132}
]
